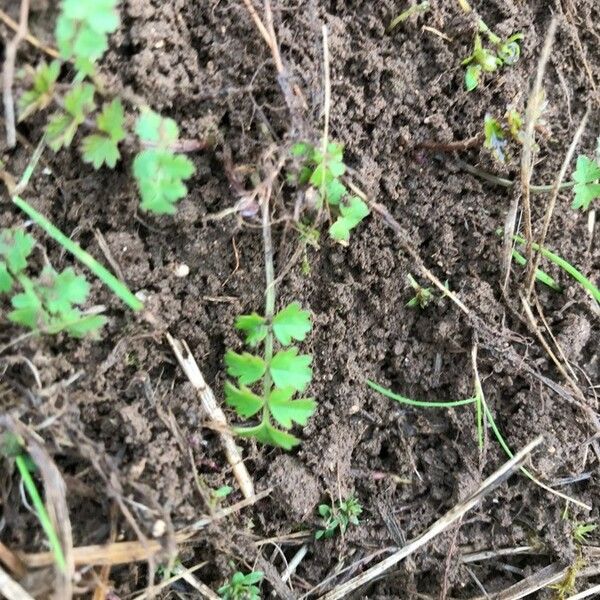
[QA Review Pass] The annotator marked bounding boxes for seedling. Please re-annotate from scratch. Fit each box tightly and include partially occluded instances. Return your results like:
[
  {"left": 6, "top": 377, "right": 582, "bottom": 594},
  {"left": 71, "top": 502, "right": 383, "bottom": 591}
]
[
  {"left": 462, "top": 26, "right": 523, "bottom": 91},
  {"left": 483, "top": 110, "right": 525, "bottom": 163},
  {"left": 18, "top": 0, "right": 195, "bottom": 215},
  {"left": 0, "top": 228, "right": 106, "bottom": 337},
  {"left": 1, "top": 433, "right": 66, "bottom": 572},
  {"left": 406, "top": 274, "right": 434, "bottom": 309},
  {"left": 290, "top": 141, "right": 370, "bottom": 244},
  {"left": 224, "top": 302, "right": 316, "bottom": 449},
  {"left": 571, "top": 154, "right": 600, "bottom": 211},
  {"left": 573, "top": 522, "right": 597, "bottom": 544},
  {"left": 387, "top": 1, "right": 431, "bottom": 32},
  {"left": 218, "top": 570, "right": 263, "bottom": 600},
  {"left": 316, "top": 496, "right": 363, "bottom": 540}
]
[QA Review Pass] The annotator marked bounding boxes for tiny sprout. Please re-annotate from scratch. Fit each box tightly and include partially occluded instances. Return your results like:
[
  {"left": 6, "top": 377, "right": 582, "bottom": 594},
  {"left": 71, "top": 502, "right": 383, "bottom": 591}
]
[
  {"left": 406, "top": 274, "right": 434, "bottom": 309},
  {"left": 484, "top": 115, "right": 507, "bottom": 162},
  {"left": 218, "top": 571, "right": 263, "bottom": 600},
  {"left": 572, "top": 154, "right": 600, "bottom": 211},
  {"left": 462, "top": 29, "right": 523, "bottom": 91},
  {"left": 316, "top": 496, "right": 362, "bottom": 540},
  {"left": 573, "top": 522, "right": 597, "bottom": 544}
]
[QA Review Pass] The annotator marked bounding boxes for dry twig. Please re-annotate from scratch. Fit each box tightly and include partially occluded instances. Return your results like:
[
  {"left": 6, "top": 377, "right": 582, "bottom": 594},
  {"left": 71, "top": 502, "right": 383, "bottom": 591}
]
[
  {"left": 2, "top": 0, "right": 30, "bottom": 148},
  {"left": 0, "top": 565, "right": 35, "bottom": 600},
  {"left": 166, "top": 333, "right": 255, "bottom": 499}
]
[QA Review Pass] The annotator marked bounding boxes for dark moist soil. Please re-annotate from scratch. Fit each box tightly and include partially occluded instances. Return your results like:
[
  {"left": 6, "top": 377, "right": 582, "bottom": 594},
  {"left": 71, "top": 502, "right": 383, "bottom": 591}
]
[{"left": 1, "top": 0, "right": 599, "bottom": 598}]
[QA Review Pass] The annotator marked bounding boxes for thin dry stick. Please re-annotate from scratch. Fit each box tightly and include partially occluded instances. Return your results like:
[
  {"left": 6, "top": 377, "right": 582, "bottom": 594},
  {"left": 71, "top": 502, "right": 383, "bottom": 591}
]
[
  {"left": 321, "top": 24, "right": 330, "bottom": 149},
  {"left": 568, "top": 583, "right": 600, "bottom": 600},
  {"left": 3, "top": 0, "right": 30, "bottom": 148},
  {"left": 526, "top": 108, "right": 590, "bottom": 297},
  {"left": 0, "top": 565, "right": 35, "bottom": 600},
  {"left": 460, "top": 545, "right": 538, "bottom": 564},
  {"left": 503, "top": 18, "right": 557, "bottom": 291},
  {"left": 132, "top": 562, "right": 209, "bottom": 600},
  {"left": 170, "top": 564, "right": 220, "bottom": 600},
  {"left": 166, "top": 333, "right": 255, "bottom": 499},
  {"left": 319, "top": 436, "right": 543, "bottom": 600},
  {"left": 0, "top": 9, "right": 59, "bottom": 58},
  {"left": 17, "top": 489, "right": 271, "bottom": 568}
]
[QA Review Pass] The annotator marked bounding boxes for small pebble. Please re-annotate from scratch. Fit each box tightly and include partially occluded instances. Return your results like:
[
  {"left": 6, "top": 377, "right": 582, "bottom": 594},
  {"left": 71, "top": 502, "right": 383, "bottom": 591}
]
[
  {"left": 152, "top": 519, "right": 166, "bottom": 538},
  {"left": 173, "top": 263, "right": 190, "bottom": 277}
]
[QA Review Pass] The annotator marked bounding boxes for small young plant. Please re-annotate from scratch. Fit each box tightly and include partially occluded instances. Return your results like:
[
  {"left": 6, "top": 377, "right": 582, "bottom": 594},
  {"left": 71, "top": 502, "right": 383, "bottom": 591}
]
[
  {"left": 316, "top": 496, "right": 363, "bottom": 540},
  {"left": 483, "top": 109, "right": 525, "bottom": 163},
  {"left": 18, "top": 0, "right": 195, "bottom": 216},
  {"left": 406, "top": 274, "right": 434, "bottom": 309},
  {"left": 462, "top": 28, "right": 523, "bottom": 91},
  {"left": 573, "top": 522, "right": 597, "bottom": 544},
  {"left": 224, "top": 302, "right": 316, "bottom": 449},
  {"left": 571, "top": 154, "right": 600, "bottom": 211},
  {"left": 0, "top": 228, "right": 106, "bottom": 337},
  {"left": 290, "top": 141, "right": 370, "bottom": 245},
  {"left": 218, "top": 570, "right": 263, "bottom": 600}
]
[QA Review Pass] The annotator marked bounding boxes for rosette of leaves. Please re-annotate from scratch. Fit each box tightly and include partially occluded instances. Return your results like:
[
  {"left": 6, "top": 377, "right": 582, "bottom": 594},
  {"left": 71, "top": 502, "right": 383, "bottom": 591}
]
[
  {"left": 224, "top": 302, "right": 316, "bottom": 449},
  {"left": 0, "top": 228, "right": 106, "bottom": 337}
]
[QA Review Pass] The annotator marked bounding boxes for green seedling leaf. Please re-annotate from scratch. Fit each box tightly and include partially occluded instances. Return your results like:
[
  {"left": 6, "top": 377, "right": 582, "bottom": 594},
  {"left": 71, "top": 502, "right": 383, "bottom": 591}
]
[
  {"left": 272, "top": 302, "right": 312, "bottom": 345},
  {"left": 64, "top": 83, "right": 95, "bottom": 122},
  {"left": 572, "top": 155, "right": 600, "bottom": 211},
  {"left": 46, "top": 113, "right": 76, "bottom": 151},
  {"left": 268, "top": 386, "right": 316, "bottom": 429},
  {"left": 56, "top": 0, "right": 119, "bottom": 73},
  {"left": 291, "top": 142, "right": 311, "bottom": 157},
  {"left": 218, "top": 570, "right": 263, "bottom": 600},
  {"left": 235, "top": 421, "right": 301, "bottom": 450},
  {"left": 38, "top": 267, "right": 89, "bottom": 314},
  {"left": 224, "top": 381, "right": 263, "bottom": 418},
  {"left": 484, "top": 115, "right": 507, "bottom": 162},
  {"left": 465, "top": 64, "right": 481, "bottom": 91},
  {"left": 135, "top": 109, "right": 179, "bottom": 146},
  {"left": 213, "top": 485, "right": 233, "bottom": 499},
  {"left": 0, "top": 263, "right": 13, "bottom": 293},
  {"left": 81, "top": 135, "right": 120, "bottom": 169},
  {"left": 235, "top": 313, "right": 267, "bottom": 346},
  {"left": 225, "top": 350, "right": 266, "bottom": 386},
  {"left": 324, "top": 178, "right": 347, "bottom": 205},
  {"left": 59, "top": 313, "right": 107, "bottom": 338},
  {"left": 9, "top": 290, "right": 43, "bottom": 329},
  {"left": 18, "top": 60, "right": 61, "bottom": 121},
  {"left": 97, "top": 98, "right": 126, "bottom": 141},
  {"left": 270, "top": 347, "right": 312, "bottom": 391},
  {"left": 133, "top": 149, "right": 195, "bottom": 214},
  {"left": 0, "top": 229, "right": 35, "bottom": 273},
  {"left": 329, "top": 196, "right": 370, "bottom": 243}
]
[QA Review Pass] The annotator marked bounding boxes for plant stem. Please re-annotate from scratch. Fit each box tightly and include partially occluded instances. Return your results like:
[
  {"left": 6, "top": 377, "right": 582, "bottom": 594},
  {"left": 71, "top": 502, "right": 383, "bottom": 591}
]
[
  {"left": 15, "top": 454, "right": 66, "bottom": 571},
  {"left": 367, "top": 381, "right": 478, "bottom": 408},
  {"left": 261, "top": 187, "right": 276, "bottom": 422},
  {"left": 13, "top": 195, "right": 143, "bottom": 311}
]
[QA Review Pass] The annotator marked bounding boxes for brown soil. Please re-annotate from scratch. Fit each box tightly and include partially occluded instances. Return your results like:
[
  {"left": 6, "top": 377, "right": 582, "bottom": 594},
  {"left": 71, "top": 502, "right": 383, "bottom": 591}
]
[{"left": 1, "top": 0, "right": 599, "bottom": 598}]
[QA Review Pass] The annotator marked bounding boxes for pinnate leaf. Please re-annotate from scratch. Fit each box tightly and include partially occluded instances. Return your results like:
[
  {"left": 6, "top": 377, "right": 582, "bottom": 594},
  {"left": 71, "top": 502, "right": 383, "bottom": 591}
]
[
  {"left": 224, "top": 381, "right": 263, "bottom": 418},
  {"left": 268, "top": 386, "right": 316, "bottom": 429},
  {"left": 0, "top": 263, "right": 13, "bottom": 293},
  {"left": 96, "top": 99, "right": 126, "bottom": 142},
  {"left": 235, "top": 421, "right": 301, "bottom": 450},
  {"left": 225, "top": 350, "right": 266, "bottom": 385},
  {"left": 270, "top": 347, "right": 312, "bottom": 391},
  {"left": 235, "top": 313, "right": 267, "bottom": 346},
  {"left": 272, "top": 302, "right": 312, "bottom": 345}
]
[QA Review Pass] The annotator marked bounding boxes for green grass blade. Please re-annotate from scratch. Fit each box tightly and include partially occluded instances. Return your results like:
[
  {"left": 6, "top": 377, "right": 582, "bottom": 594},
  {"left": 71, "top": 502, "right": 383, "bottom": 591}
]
[
  {"left": 15, "top": 454, "right": 66, "bottom": 572},
  {"left": 512, "top": 234, "right": 599, "bottom": 302},
  {"left": 367, "top": 380, "right": 478, "bottom": 408},
  {"left": 475, "top": 394, "right": 483, "bottom": 449},
  {"left": 12, "top": 195, "right": 143, "bottom": 311},
  {"left": 510, "top": 249, "right": 561, "bottom": 291}
]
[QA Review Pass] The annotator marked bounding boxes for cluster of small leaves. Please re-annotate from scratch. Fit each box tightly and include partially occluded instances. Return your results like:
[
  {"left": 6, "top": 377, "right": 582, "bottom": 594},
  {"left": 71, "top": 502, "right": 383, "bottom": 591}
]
[
  {"left": 406, "top": 274, "right": 434, "bottom": 309},
  {"left": 55, "top": 0, "right": 120, "bottom": 76},
  {"left": 133, "top": 110, "right": 195, "bottom": 214},
  {"left": 573, "top": 522, "right": 597, "bottom": 544},
  {"left": 18, "top": 0, "right": 195, "bottom": 216},
  {"left": 224, "top": 302, "right": 316, "bottom": 450},
  {"left": 218, "top": 571, "right": 263, "bottom": 600},
  {"left": 572, "top": 155, "right": 600, "bottom": 211},
  {"left": 290, "top": 141, "right": 370, "bottom": 244},
  {"left": 463, "top": 32, "right": 523, "bottom": 91},
  {"left": 0, "top": 229, "right": 106, "bottom": 337},
  {"left": 315, "top": 496, "right": 363, "bottom": 540},
  {"left": 483, "top": 109, "right": 524, "bottom": 163}
]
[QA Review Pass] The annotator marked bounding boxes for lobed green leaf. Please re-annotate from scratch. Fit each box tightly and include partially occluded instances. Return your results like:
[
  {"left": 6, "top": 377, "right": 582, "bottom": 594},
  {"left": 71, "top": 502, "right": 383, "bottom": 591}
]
[
  {"left": 225, "top": 350, "right": 266, "bottom": 386},
  {"left": 224, "top": 381, "right": 263, "bottom": 418},
  {"left": 272, "top": 302, "right": 312, "bottom": 345},
  {"left": 270, "top": 347, "right": 312, "bottom": 391}
]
